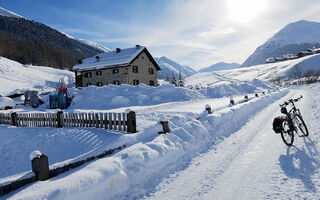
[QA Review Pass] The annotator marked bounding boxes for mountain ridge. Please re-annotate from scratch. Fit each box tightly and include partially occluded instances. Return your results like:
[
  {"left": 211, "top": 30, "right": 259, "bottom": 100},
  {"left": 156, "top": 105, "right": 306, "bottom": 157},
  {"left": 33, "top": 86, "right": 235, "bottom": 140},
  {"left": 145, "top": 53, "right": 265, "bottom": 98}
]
[{"left": 242, "top": 20, "right": 320, "bottom": 67}]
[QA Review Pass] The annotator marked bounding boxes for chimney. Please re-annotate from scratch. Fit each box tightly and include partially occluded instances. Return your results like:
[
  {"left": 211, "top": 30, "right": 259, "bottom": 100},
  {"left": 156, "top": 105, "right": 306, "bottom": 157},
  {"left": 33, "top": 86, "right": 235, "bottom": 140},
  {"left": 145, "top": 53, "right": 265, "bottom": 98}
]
[
  {"left": 136, "top": 44, "right": 140, "bottom": 48},
  {"left": 116, "top": 48, "right": 121, "bottom": 53},
  {"left": 95, "top": 56, "right": 100, "bottom": 62}
]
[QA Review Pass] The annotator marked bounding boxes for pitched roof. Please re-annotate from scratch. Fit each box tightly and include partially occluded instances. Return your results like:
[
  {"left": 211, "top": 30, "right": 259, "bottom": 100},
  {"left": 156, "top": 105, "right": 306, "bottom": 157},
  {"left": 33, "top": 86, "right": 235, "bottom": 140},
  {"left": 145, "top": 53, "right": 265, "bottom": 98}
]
[{"left": 73, "top": 46, "right": 160, "bottom": 71}]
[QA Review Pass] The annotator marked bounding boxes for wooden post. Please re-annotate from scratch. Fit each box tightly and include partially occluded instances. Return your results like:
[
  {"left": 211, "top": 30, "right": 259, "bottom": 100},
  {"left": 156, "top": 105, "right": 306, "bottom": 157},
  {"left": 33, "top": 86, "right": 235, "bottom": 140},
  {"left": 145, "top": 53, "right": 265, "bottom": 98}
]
[
  {"left": 57, "top": 111, "right": 63, "bottom": 128},
  {"left": 11, "top": 112, "right": 17, "bottom": 126},
  {"left": 126, "top": 111, "right": 136, "bottom": 133},
  {"left": 255, "top": 93, "right": 259, "bottom": 97},
  {"left": 159, "top": 121, "right": 169, "bottom": 134},
  {"left": 31, "top": 153, "right": 49, "bottom": 181},
  {"left": 230, "top": 98, "right": 235, "bottom": 105},
  {"left": 205, "top": 104, "right": 212, "bottom": 114},
  {"left": 244, "top": 95, "right": 248, "bottom": 102}
]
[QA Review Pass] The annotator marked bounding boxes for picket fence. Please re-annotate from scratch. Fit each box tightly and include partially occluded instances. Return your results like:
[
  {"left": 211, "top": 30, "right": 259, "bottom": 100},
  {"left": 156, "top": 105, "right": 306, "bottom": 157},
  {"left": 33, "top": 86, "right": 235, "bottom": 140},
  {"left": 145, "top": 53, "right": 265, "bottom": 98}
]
[{"left": 0, "top": 111, "right": 136, "bottom": 133}]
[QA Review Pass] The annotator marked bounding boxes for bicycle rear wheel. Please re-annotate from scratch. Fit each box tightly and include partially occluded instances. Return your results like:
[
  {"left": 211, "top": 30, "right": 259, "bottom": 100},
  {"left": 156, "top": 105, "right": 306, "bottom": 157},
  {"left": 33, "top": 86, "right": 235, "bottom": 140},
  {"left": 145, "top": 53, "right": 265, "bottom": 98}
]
[
  {"left": 296, "top": 114, "right": 309, "bottom": 136},
  {"left": 281, "top": 120, "right": 294, "bottom": 146}
]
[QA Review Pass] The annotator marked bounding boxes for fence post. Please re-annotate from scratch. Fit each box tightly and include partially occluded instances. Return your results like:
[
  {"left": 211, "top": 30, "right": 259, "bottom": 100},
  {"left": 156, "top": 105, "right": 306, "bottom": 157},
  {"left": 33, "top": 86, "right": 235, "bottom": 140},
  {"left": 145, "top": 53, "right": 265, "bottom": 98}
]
[
  {"left": 255, "top": 93, "right": 259, "bottom": 97},
  {"left": 57, "top": 111, "right": 64, "bottom": 128},
  {"left": 230, "top": 98, "right": 235, "bottom": 105},
  {"left": 127, "top": 111, "right": 136, "bottom": 133},
  {"left": 159, "top": 121, "right": 169, "bottom": 134},
  {"left": 11, "top": 112, "right": 17, "bottom": 126},
  {"left": 31, "top": 152, "right": 49, "bottom": 181},
  {"left": 205, "top": 104, "right": 212, "bottom": 114},
  {"left": 244, "top": 95, "right": 248, "bottom": 102}
]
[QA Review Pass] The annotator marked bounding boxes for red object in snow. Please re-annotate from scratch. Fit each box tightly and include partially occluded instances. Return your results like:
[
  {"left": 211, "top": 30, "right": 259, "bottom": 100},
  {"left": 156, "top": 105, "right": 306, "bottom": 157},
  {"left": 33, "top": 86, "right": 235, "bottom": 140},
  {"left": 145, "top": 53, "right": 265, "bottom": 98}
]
[{"left": 58, "top": 88, "right": 67, "bottom": 92}]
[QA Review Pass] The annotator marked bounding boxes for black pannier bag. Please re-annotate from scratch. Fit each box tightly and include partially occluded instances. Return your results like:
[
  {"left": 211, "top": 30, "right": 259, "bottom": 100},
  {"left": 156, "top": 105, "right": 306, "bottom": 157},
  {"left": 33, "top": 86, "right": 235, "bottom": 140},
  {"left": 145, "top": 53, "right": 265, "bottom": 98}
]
[{"left": 273, "top": 116, "right": 284, "bottom": 133}]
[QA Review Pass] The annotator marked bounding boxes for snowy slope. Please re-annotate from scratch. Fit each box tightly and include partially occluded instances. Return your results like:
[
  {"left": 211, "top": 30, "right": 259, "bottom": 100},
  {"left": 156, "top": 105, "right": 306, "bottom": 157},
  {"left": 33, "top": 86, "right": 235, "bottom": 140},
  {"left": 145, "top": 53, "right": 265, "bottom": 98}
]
[
  {"left": 199, "top": 62, "right": 240, "bottom": 72},
  {"left": 242, "top": 20, "right": 320, "bottom": 67},
  {"left": 217, "top": 54, "right": 320, "bottom": 82},
  {"left": 155, "top": 56, "right": 197, "bottom": 79},
  {"left": 0, "top": 57, "right": 74, "bottom": 96},
  {"left": 73, "top": 38, "right": 111, "bottom": 52},
  {"left": 0, "top": 7, "right": 23, "bottom": 18}
]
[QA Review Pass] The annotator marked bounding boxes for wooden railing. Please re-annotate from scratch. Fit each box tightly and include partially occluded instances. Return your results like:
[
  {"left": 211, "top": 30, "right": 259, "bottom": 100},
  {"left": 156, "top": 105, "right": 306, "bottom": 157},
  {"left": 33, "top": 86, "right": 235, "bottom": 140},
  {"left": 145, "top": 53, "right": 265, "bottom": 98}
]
[{"left": 0, "top": 111, "right": 136, "bottom": 133}]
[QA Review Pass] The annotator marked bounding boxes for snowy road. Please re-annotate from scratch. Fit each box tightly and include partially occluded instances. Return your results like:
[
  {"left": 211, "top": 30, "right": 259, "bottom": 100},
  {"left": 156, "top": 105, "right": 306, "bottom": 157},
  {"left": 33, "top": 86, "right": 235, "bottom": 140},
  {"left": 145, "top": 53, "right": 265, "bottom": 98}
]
[{"left": 145, "top": 88, "right": 320, "bottom": 200}]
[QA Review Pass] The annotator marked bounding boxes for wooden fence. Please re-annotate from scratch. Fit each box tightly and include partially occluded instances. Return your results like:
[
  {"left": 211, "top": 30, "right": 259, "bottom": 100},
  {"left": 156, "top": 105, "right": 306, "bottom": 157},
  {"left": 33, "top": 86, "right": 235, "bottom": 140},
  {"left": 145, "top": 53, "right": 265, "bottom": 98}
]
[{"left": 0, "top": 111, "right": 136, "bottom": 133}]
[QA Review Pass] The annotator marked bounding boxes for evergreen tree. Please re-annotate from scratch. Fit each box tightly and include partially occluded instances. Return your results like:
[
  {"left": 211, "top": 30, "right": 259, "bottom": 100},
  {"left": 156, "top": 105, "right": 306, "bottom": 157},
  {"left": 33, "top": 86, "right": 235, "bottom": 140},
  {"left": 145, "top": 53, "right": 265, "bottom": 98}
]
[{"left": 177, "top": 71, "right": 184, "bottom": 87}]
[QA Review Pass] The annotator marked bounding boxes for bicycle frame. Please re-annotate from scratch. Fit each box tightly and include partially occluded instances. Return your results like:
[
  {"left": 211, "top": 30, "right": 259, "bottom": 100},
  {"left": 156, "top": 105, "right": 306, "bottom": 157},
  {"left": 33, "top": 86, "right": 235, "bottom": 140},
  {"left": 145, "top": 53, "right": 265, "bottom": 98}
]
[{"left": 281, "top": 96, "right": 302, "bottom": 133}]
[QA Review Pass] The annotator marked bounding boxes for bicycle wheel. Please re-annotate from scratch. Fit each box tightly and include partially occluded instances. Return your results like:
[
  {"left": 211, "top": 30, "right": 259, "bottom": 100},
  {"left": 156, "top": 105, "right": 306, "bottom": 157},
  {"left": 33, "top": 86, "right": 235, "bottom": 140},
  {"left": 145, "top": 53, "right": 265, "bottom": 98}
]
[
  {"left": 295, "top": 114, "right": 309, "bottom": 136},
  {"left": 281, "top": 120, "right": 294, "bottom": 146}
]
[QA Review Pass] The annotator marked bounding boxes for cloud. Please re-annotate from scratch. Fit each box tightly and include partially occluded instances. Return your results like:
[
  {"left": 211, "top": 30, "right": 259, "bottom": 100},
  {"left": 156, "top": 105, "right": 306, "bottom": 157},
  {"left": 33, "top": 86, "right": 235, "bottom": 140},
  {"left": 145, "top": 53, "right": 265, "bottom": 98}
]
[{"left": 57, "top": 0, "right": 320, "bottom": 70}]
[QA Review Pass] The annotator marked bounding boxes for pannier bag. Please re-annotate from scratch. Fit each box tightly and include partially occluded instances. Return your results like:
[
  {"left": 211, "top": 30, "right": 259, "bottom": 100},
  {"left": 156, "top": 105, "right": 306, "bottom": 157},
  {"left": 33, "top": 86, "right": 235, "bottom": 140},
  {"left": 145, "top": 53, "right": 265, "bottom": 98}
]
[{"left": 273, "top": 116, "right": 284, "bottom": 133}]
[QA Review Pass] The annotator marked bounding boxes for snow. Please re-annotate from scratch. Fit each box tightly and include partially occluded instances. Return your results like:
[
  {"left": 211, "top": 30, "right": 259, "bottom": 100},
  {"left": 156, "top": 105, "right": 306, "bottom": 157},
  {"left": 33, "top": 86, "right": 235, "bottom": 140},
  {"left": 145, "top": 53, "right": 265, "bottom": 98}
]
[
  {"left": 0, "top": 7, "right": 24, "bottom": 18},
  {"left": 73, "top": 46, "right": 145, "bottom": 71},
  {"left": 190, "top": 54, "right": 320, "bottom": 83},
  {"left": 73, "top": 38, "right": 111, "bottom": 52},
  {"left": 1, "top": 50, "right": 320, "bottom": 199},
  {"left": 0, "top": 89, "right": 290, "bottom": 200},
  {"left": 0, "top": 57, "right": 74, "bottom": 96},
  {"left": 0, "top": 97, "right": 15, "bottom": 109},
  {"left": 29, "top": 150, "right": 43, "bottom": 161},
  {"left": 155, "top": 57, "right": 197, "bottom": 79}
]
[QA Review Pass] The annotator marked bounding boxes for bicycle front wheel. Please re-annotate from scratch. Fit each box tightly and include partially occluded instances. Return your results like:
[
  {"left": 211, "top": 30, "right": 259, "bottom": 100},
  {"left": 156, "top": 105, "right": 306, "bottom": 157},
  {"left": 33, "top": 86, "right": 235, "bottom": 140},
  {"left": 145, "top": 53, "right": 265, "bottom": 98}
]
[
  {"left": 296, "top": 114, "right": 309, "bottom": 136},
  {"left": 281, "top": 120, "right": 294, "bottom": 146}
]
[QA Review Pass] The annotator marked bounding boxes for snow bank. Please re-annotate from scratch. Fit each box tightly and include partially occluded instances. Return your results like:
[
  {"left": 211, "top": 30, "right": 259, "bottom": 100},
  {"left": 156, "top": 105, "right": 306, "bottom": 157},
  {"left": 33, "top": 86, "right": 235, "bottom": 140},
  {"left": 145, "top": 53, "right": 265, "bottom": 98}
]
[
  {"left": 70, "top": 84, "right": 206, "bottom": 110},
  {"left": 0, "top": 97, "right": 15, "bottom": 109},
  {"left": 4, "top": 89, "right": 289, "bottom": 200},
  {"left": 69, "top": 80, "right": 274, "bottom": 110}
]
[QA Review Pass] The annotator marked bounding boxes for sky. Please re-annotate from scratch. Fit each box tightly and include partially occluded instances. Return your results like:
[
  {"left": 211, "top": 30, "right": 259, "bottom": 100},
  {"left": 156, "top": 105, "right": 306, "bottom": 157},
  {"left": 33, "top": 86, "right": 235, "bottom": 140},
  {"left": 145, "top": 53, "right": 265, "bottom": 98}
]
[{"left": 1, "top": 0, "right": 320, "bottom": 70}]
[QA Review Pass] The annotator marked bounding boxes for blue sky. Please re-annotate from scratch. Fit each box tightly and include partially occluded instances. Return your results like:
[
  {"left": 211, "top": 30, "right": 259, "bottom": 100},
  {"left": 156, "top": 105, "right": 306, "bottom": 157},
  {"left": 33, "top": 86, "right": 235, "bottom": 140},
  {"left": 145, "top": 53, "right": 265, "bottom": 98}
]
[{"left": 1, "top": 0, "right": 320, "bottom": 70}]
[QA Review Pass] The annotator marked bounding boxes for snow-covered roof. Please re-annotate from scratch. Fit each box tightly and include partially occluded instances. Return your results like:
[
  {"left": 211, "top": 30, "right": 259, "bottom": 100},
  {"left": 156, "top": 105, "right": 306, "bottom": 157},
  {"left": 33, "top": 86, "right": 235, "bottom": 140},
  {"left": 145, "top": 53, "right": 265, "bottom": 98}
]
[{"left": 73, "top": 46, "right": 146, "bottom": 71}]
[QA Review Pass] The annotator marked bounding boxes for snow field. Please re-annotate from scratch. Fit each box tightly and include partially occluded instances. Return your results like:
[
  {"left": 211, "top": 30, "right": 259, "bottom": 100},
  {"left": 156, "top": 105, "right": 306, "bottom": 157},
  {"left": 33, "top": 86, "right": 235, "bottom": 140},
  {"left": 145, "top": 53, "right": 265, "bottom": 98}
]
[{"left": 2, "top": 89, "right": 288, "bottom": 199}]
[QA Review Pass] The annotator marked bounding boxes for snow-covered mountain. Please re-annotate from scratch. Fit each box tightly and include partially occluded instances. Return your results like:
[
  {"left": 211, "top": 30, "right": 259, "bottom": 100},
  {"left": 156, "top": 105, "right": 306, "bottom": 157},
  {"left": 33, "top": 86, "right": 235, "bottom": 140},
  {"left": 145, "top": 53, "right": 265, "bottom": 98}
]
[
  {"left": 0, "top": 6, "right": 24, "bottom": 18},
  {"left": 155, "top": 56, "right": 197, "bottom": 79},
  {"left": 242, "top": 20, "right": 320, "bottom": 67},
  {"left": 199, "top": 62, "right": 240, "bottom": 72},
  {"left": 73, "top": 38, "right": 111, "bottom": 52}
]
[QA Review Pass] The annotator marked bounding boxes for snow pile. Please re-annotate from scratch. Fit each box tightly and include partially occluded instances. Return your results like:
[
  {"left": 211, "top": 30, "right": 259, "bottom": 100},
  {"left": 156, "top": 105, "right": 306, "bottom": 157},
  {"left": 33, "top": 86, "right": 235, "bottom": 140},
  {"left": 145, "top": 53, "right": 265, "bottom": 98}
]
[
  {"left": 4, "top": 90, "right": 288, "bottom": 199},
  {"left": 0, "top": 97, "right": 15, "bottom": 109},
  {"left": 70, "top": 84, "right": 206, "bottom": 110},
  {"left": 0, "top": 57, "right": 74, "bottom": 96},
  {"left": 29, "top": 150, "right": 43, "bottom": 160},
  {"left": 216, "top": 54, "right": 320, "bottom": 82}
]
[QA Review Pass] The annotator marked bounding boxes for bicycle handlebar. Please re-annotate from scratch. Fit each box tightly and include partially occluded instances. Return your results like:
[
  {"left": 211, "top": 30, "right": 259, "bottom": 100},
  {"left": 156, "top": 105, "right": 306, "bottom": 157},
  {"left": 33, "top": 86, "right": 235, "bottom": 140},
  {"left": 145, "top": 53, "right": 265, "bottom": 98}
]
[{"left": 280, "top": 95, "right": 303, "bottom": 107}]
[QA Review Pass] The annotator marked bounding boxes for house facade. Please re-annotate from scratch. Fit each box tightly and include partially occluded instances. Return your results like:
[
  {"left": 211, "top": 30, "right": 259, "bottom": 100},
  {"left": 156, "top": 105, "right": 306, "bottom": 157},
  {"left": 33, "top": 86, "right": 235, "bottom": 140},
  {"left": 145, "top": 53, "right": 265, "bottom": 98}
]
[{"left": 73, "top": 45, "right": 160, "bottom": 87}]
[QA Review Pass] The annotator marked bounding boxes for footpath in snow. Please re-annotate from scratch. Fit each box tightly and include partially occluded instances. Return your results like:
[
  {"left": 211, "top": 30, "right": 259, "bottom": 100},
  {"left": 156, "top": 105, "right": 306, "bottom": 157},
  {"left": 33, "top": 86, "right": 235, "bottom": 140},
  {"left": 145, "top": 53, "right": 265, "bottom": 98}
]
[
  {"left": 1, "top": 87, "right": 289, "bottom": 199},
  {"left": 144, "top": 86, "right": 320, "bottom": 200}
]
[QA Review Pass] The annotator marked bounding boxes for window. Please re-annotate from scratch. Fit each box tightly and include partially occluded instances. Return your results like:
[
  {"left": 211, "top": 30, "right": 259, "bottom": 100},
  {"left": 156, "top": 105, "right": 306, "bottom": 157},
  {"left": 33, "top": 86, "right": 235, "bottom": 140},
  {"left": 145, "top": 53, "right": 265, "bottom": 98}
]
[
  {"left": 86, "top": 83, "right": 92, "bottom": 86},
  {"left": 96, "top": 71, "right": 102, "bottom": 76},
  {"left": 85, "top": 72, "right": 92, "bottom": 78},
  {"left": 133, "top": 80, "right": 139, "bottom": 85},
  {"left": 96, "top": 82, "right": 103, "bottom": 86},
  {"left": 113, "top": 80, "right": 120, "bottom": 85},
  {"left": 149, "top": 80, "right": 154, "bottom": 86},
  {"left": 113, "top": 69, "right": 119, "bottom": 74},
  {"left": 133, "top": 65, "right": 138, "bottom": 73},
  {"left": 148, "top": 68, "right": 154, "bottom": 74}
]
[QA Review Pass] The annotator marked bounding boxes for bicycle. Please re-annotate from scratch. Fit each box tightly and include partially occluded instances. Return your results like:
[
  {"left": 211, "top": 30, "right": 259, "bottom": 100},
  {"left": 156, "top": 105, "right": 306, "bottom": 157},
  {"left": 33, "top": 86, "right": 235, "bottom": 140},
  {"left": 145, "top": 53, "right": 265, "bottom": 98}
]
[{"left": 272, "top": 95, "right": 309, "bottom": 146}]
